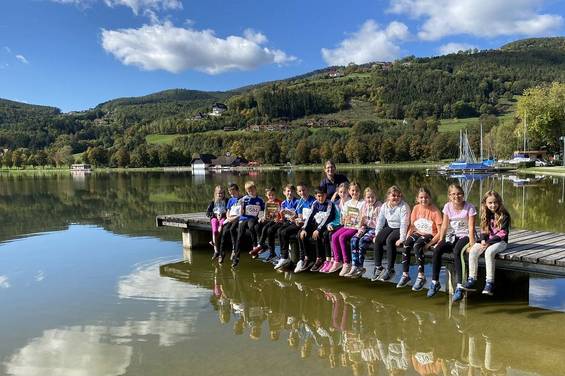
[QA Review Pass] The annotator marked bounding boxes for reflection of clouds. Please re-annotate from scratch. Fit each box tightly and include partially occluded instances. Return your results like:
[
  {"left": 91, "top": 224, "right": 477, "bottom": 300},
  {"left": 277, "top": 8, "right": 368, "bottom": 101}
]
[
  {"left": 0, "top": 275, "right": 10, "bottom": 288},
  {"left": 35, "top": 271, "right": 45, "bottom": 282},
  {"left": 118, "top": 260, "right": 209, "bottom": 304},
  {"left": 530, "top": 279, "right": 557, "bottom": 299},
  {"left": 116, "top": 260, "right": 209, "bottom": 346},
  {"left": 530, "top": 278, "right": 565, "bottom": 312},
  {"left": 4, "top": 327, "right": 132, "bottom": 376}
]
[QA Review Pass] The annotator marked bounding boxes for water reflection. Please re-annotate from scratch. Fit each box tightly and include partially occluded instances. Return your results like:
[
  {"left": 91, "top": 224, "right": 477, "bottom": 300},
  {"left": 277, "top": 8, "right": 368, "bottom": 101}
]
[
  {"left": 1, "top": 171, "right": 565, "bottom": 246},
  {"left": 4, "top": 327, "right": 133, "bottom": 376},
  {"left": 160, "top": 252, "right": 565, "bottom": 376}
]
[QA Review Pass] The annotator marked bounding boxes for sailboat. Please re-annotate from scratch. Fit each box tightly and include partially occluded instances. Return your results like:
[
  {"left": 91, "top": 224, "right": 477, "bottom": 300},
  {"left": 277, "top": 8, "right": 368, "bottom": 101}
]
[{"left": 444, "top": 129, "right": 492, "bottom": 171}]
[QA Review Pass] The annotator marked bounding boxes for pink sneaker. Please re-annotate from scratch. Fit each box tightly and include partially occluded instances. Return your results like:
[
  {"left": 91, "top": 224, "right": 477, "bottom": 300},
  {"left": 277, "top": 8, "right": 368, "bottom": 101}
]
[
  {"left": 327, "top": 261, "right": 343, "bottom": 273},
  {"left": 319, "top": 261, "right": 331, "bottom": 273}
]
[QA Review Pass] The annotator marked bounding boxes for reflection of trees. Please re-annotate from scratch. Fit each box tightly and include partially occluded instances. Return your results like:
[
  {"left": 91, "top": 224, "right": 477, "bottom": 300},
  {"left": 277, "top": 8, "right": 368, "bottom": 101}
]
[
  {"left": 1, "top": 171, "right": 564, "bottom": 244},
  {"left": 160, "top": 252, "right": 565, "bottom": 376}
]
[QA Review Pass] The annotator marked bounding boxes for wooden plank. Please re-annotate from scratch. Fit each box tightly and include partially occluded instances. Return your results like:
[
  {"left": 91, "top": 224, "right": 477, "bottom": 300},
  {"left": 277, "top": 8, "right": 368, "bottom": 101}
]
[
  {"left": 500, "top": 234, "right": 565, "bottom": 258},
  {"left": 503, "top": 235, "right": 565, "bottom": 261},
  {"left": 521, "top": 241, "right": 565, "bottom": 263},
  {"left": 498, "top": 233, "right": 560, "bottom": 259},
  {"left": 555, "top": 256, "right": 565, "bottom": 267},
  {"left": 536, "top": 249, "right": 565, "bottom": 265}
]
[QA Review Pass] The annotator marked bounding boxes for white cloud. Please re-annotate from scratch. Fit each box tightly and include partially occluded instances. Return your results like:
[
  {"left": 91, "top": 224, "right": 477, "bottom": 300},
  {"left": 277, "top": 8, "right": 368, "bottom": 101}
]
[
  {"left": 15, "top": 54, "right": 29, "bottom": 64},
  {"left": 0, "top": 275, "right": 10, "bottom": 288},
  {"left": 388, "top": 0, "right": 563, "bottom": 40},
  {"left": 50, "top": 0, "right": 181, "bottom": 15},
  {"left": 3, "top": 46, "right": 12, "bottom": 53},
  {"left": 438, "top": 42, "right": 477, "bottom": 55},
  {"left": 321, "top": 20, "right": 409, "bottom": 66},
  {"left": 243, "top": 29, "right": 268, "bottom": 45},
  {"left": 101, "top": 21, "right": 297, "bottom": 74},
  {"left": 103, "top": 0, "right": 182, "bottom": 15}
]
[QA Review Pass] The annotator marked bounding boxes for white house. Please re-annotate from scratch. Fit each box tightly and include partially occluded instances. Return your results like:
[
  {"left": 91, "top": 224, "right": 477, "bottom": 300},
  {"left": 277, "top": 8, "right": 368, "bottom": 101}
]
[{"left": 209, "top": 103, "right": 227, "bottom": 117}]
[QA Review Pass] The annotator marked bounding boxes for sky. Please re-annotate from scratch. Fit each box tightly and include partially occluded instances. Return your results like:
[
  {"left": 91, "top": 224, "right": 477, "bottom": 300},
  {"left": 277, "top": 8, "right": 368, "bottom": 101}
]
[{"left": 1, "top": 0, "right": 564, "bottom": 112}]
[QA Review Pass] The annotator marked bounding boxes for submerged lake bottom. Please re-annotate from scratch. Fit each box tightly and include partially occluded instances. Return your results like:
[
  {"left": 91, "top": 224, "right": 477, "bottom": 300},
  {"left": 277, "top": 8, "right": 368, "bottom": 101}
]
[{"left": 1, "top": 170, "right": 565, "bottom": 375}]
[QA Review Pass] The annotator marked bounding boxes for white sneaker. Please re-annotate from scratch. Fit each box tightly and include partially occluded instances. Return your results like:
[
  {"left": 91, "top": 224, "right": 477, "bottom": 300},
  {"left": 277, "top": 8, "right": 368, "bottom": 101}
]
[
  {"left": 345, "top": 265, "right": 357, "bottom": 277},
  {"left": 274, "top": 258, "right": 291, "bottom": 270},
  {"left": 294, "top": 260, "right": 305, "bottom": 273},
  {"left": 339, "top": 263, "right": 351, "bottom": 276}
]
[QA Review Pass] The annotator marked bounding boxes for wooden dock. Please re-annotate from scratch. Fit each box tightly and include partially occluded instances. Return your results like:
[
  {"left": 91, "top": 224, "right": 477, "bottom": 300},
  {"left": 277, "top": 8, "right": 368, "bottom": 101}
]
[{"left": 156, "top": 212, "right": 565, "bottom": 276}]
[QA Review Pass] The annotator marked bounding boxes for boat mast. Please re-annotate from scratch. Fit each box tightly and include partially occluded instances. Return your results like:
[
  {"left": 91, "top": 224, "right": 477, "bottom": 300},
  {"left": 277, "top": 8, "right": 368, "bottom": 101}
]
[
  {"left": 459, "top": 129, "right": 463, "bottom": 161},
  {"left": 523, "top": 112, "right": 527, "bottom": 152},
  {"left": 480, "top": 121, "right": 484, "bottom": 161}
]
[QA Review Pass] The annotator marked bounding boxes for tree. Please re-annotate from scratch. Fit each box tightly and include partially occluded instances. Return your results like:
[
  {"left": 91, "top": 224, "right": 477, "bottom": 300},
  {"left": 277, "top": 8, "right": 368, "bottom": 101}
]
[
  {"left": 293, "top": 140, "right": 309, "bottom": 164},
  {"left": 379, "top": 139, "right": 395, "bottom": 162},
  {"left": 516, "top": 82, "right": 565, "bottom": 149},
  {"left": 85, "top": 146, "right": 108, "bottom": 167}
]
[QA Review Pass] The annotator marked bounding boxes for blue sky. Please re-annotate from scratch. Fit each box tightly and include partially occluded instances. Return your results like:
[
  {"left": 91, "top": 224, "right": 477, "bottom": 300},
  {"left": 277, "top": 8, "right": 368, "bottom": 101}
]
[{"left": 1, "top": 0, "right": 564, "bottom": 112}]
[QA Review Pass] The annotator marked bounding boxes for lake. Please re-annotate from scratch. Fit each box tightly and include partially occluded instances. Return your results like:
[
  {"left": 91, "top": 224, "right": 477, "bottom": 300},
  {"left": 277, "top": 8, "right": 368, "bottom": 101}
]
[{"left": 1, "top": 169, "right": 564, "bottom": 376}]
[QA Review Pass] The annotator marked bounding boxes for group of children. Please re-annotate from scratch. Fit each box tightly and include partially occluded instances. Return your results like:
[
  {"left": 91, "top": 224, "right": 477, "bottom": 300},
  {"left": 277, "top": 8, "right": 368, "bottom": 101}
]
[{"left": 206, "top": 177, "right": 511, "bottom": 302}]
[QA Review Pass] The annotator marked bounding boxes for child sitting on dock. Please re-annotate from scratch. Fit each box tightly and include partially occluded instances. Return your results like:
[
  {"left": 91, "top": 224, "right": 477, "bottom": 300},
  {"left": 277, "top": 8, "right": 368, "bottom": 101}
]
[
  {"left": 346, "top": 187, "right": 382, "bottom": 278},
  {"left": 396, "top": 188, "right": 442, "bottom": 290},
  {"left": 218, "top": 183, "right": 242, "bottom": 263},
  {"left": 249, "top": 187, "right": 282, "bottom": 260},
  {"left": 232, "top": 181, "right": 265, "bottom": 268},
  {"left": 427, "top": 184, "right": 476, "bottom": 302},
  {"left": 275, "top": 183, "right": 315, "bottom": 270},
  {"left": 295, "top": 188, "right": 336, "bottom": 273},
  {"left": 207, "top": 185, "right": 228, "bottom": 259},
  {"left": 320, "top": 182, "right": 349, "bottom": 273},
  {"left": 327, "top": 182, "right": 364, "bottom": 276},
  {"left": 372, "top": 185, "right": 411, "bottom": 282},
  {"left": 464, "top": 190, "right": 510, "bottom": 296}
]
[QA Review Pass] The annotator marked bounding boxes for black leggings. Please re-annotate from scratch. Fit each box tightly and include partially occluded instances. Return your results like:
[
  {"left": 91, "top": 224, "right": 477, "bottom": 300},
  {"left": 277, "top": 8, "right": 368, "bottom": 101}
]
[
  {"left": 234, "top": 218, "right": 258, "bottom": 258},
  {"left": 278, "top": 222, "right": 300, "bottom": 259},
  {"left": 374, "top": 226, "right": 400, "bottom": 270},
  {"left": 219, "top": 220, "right": 238, "bottom": 256},
  {"left": 431, "top": 236, "right": 469, "bottom": 284},
  {"left": 258, "top": 221, "right": 284, "bottom": 251},
  {"left": 402, "top": 233, "right": 433, "bottom": 274},
  {"left": 298, "top": 230, "right": 325, "bottom": 261}
]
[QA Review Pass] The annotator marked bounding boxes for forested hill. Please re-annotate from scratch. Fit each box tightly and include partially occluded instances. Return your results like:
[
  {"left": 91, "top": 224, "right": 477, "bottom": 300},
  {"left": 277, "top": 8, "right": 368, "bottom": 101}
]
[
  {"left": 0, "top": 98, "right": 60, "bottom": 124},
  {"left": 1, "top": 36, "right": 564, "bottom": 167}
]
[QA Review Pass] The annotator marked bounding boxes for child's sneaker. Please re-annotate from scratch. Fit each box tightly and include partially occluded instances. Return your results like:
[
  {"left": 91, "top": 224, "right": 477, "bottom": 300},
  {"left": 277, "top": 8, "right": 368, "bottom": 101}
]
[
  {"left": 482, "top": 281, "right": 494, "bottom": 296},
  {"left": 339, "top": 263, "right": 351, "bottom": 277},
  {"left": 412, "top": 276, "right": 426, "bottom": 291},
  {"left": 294, "top": 260, "right": 306, "bottom": 273},
  {"left": 371, "top": 266, "right": 384, "bottom": 281},
  {"left": 327, "top": 261, "right": 343, "bottom": 273},
  {"left": 463, "top": 277, "right": 477, "bottom": 291},
  {"left": 427, "top": 281, "right": 441, "bottom": 298},
  {"left": 396, "top": 274, "right": 411, "bottom": 288},
  {"left": 344, "top": 265, "right": 357, "bottom": 277},
  {"left": 310, "top": 258, "right": 324, "bottom": 272},
  {"left": 378, "top": 269, "right": 395, "bottom": 281},
  {"left": 349, "top": 267, "right": 365, "bottom": 279},
  {"left": 452, "top": 286, "right": 465, "bottom": 302},
  {"left": 274, "top": 258, "right": 291, "bottom": 270},
  {"left": 319, "top": 261, "right": 331, "bottom": 273}
]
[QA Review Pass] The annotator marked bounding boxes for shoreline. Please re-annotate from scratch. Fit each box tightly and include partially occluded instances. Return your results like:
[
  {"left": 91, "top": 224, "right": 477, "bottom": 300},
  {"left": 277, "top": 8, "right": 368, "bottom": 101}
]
[{"left": 2, "top": 164, "right": 565, "bottom": 176}]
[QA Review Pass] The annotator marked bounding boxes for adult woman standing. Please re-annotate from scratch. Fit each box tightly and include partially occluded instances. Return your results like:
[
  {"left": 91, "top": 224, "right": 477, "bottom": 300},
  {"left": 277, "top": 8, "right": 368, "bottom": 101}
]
[{"left": 319, "top": 160, "right": 349, "bottom": 201}]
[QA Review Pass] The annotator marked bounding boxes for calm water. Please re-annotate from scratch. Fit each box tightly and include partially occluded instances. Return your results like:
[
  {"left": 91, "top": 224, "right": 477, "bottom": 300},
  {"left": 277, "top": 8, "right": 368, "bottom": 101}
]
[{"left": 1, "top": 170, "right": 564, "bottom": 376}]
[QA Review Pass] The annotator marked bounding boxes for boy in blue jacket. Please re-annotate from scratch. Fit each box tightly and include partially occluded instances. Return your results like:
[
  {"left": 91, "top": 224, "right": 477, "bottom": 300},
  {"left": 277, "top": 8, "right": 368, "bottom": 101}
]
[{"left": 232, "top": 181, "right": 265, "bottom": 268}]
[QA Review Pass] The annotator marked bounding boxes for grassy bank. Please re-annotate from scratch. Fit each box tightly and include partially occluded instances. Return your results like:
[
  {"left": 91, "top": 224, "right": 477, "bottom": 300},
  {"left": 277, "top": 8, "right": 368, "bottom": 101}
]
[{"left": 0, "top": 162, "right": 444, "bottom": 175}]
